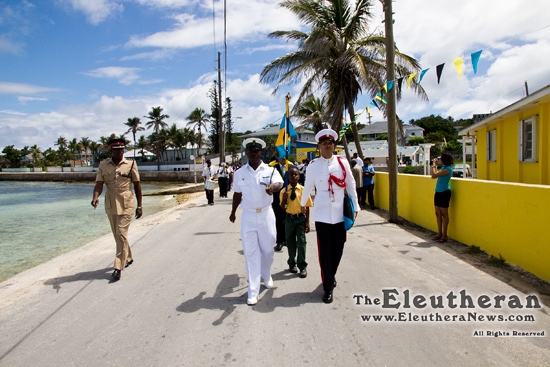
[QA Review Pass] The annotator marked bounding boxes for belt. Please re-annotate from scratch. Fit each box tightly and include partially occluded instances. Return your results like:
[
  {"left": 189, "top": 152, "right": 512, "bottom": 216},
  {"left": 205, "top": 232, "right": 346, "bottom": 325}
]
[
  {"left": 243, "top": 206, "right": 271, "bottom": 213},
  {"left": 287, "top": 213, "right": 305, "bottom": 218}
]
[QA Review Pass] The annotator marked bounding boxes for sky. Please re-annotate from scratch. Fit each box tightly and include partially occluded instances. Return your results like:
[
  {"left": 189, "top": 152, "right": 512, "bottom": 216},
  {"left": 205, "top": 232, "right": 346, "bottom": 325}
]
[{"left": 1, "top": 0, "right": 549, "bottom": 151}]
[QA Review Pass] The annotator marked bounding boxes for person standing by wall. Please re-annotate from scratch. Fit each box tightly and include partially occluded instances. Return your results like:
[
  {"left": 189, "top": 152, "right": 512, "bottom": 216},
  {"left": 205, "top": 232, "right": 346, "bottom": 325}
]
[
  {"left": 351, "top": 159, "right": 363, "bottom": 207},
  {"left": 91, "top": 139, "right": 142, "bottom": 281},
  {"left": 229, "top": 138, "right": 283, "bottom": 306},
  {"left": 300, "top": 129, "right": 360, "bottom": 304},
  {"left": 280, "top": 165, "right": 313, "bottom": 278},
  {"left": 431, "top": 153, "right": 454, "bottom": 243},
  {"left": 362, "top": 158, "right": 376, "bottom": 210},
  {"left": 202, "top": 159, "right": 216, "bottom": 205}
]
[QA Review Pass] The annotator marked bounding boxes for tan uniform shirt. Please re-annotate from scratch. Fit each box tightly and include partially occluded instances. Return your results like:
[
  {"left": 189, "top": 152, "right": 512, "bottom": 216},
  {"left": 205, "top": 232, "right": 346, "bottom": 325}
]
[{"left": 96, "top": 157, "right": 140, "bottom": 215}]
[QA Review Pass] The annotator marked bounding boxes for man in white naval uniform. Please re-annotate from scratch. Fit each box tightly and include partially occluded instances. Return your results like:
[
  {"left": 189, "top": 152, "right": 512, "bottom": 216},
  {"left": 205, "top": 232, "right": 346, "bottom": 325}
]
[
  {"left": 300, "top": 129, "right": 360, "bottom": 303},
  {"left": 229, "top": 138, "right": 284, "bottom": 305}
]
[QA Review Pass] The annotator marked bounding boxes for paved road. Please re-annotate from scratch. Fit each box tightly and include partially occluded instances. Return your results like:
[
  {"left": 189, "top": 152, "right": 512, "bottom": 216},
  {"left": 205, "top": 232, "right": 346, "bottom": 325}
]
[{"left": 1, "top": 193, "right": 549, "bottom": 366}]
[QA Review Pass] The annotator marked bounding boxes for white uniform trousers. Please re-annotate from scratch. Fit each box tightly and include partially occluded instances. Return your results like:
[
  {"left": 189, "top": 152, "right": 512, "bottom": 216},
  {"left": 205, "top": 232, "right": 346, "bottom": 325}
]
[{"left": 240, "top": 207, "right": 276, "bottom": 299}]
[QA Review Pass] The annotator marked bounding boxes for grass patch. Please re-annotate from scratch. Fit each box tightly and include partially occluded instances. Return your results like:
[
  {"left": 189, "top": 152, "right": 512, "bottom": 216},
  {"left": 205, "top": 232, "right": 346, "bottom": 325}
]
[
  {"left": 487, "top": 253, "right": 507, "bottom": 268},
  {"left": 465, "top": 245, "right": 483, "bottom": 254}
]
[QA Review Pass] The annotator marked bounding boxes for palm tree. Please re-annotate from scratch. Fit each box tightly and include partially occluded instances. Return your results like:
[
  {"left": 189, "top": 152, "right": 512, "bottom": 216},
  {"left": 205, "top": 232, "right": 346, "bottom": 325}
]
[
  {"left": 79, "top": 137, "right": 91, "bottom": 166},
  {"left": 260, "top": 0, "right": 427, "bottom": 158},
  {"left": 68, "top": 138, "right": 81, "bottom": 168},
  {"left": 124, "top": 117, "right": 145, "bottom": 158},
  {"left": 54, "top": 136, "right": 69, "bottom": 166},
  {"left": 144, "top": 106, "right": 170, "bottom": 170},
  {"left": 295, "top": 94, "right": 327, "bottom": 133},
  {"left": 89, "top": 141, "right": 101, "bottom": 166},
  {"left": 186, "top": 108, "right": 210, "bottom": 157},
  {"left": 136, "top": 135, "right": 150, "bottom": 161},
  {"left": 30, "top": 144, "right": 42, "bottom": 167},
  {"left": 182, "top": 127, "right": 197, "bottom": 160}
]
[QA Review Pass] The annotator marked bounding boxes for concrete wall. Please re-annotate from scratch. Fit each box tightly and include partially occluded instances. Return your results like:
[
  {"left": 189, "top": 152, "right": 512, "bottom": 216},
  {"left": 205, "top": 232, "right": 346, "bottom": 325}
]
[
  {"left": 0, "top": 171, "right": 202, "bottom": 182},
  {"left": 374, "top": 172, "right": 550, "bottom": 280}
]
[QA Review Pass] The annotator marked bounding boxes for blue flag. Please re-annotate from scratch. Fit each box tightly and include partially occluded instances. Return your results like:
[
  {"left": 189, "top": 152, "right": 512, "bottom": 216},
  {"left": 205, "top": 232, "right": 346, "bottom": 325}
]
[{"left": 275, "top": 113, "right": 297, "bottom": 158}]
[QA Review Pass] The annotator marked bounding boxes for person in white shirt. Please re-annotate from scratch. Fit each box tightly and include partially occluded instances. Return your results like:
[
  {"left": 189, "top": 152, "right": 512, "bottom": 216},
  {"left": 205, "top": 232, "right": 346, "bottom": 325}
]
[
  {"left": 229, "top": 138, "right": 283, "bottom": 306},
  {"left": 300, "top": 129, "right": 360, "bottom": 304},
  {"left": 353, "top": 152, "right": 364, "bottom": 168},
  {"left": 217, "top": 162, "right": 229, "bottom": 198},
  {"left": 202, "top": 159, "right": 216, "bottom": 205}
]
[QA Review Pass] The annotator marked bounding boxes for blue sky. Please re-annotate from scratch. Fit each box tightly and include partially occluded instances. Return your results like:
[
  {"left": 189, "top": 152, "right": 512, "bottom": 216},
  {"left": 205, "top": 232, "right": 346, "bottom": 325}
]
[{"left": 1, "top": 0, "right": 549, "bottom": 151}]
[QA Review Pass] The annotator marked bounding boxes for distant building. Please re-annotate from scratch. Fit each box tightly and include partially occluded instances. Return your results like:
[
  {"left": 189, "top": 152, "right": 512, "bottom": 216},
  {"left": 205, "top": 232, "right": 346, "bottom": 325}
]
[{"left": 357, "top": 121, "right": 424, "bottom": 143}]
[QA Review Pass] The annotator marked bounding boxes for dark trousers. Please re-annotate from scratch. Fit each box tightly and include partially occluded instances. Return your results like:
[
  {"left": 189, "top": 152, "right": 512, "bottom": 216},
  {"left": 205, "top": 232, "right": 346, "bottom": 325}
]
[
  {"left": 365, "top": 184, "right": 375, "bottom": 209},
  {"left": 218, "top": 177, "right": 228, "bottom": 197},
  {"left": 205, "top": 189, "right": 214, "bottom": 204},
  {"left": 315, "top": 221, "right": 346, "bottom": 292},
  {"left": 272, "top": 195, "right": 286, "bottom": 245},
  {"left": 285, "top": 214, "right": 308, "bottom": 270}
]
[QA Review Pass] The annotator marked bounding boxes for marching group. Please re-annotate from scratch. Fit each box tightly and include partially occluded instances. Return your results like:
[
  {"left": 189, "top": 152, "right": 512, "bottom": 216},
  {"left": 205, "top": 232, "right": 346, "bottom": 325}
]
[{"left": 92, "top": 131, "right": 453, "bottom": 306}]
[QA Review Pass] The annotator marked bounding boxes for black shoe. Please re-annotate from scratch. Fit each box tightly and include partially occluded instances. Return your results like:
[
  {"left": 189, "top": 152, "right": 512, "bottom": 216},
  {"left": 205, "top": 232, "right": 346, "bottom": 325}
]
[
  {"left": 289, "top": 265, "right": 298, "bottom": 273},
  {"left": 125, "top": 260, "right": 133, "bottom": 268},
  {"left": 274, "top": 243, "right": 283, "bottom": 252},
  {"left": 111, "top": 269, "right": 121, "bottom": 280},
  {"left": 322, "top": 291, "right": 333, "bottom": 304},
  {"left": 334, "top": 280, "right": 337, "bottom": 288},
  {"left": 299, "top": 268, "right": 307, "bottom": 278}
]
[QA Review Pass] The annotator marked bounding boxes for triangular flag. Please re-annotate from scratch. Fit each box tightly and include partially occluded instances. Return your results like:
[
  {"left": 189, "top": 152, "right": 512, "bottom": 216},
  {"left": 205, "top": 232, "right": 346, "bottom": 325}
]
[
  {"left": 397, "top": 77, "right": 403, "bottom": 93},
  {"left": 436, "top": 63, "right": 445, "bottom": 84},
  {"left": 453, "top": 56, "right": 464, "bottom": 78},
  {"left": 366, "top": 106, "right": 372, "bottom": 115},
  {"left": 375, "top": 92, "right": 387, "bottom": 104},
  {"left": 419, "top": 69, "right": 429, "bottom": 85},
  {"left": 471, "top": 50, "right": 482, "bottom": 74},
  {"left": 384, "top": 80, "right": 394, "bottom": 93},
  {"left": 407, "top": 73, "right": 416, "bottom": 88},
  {"left": 370, "top": 100, "right": 380, "bottom": 110}
]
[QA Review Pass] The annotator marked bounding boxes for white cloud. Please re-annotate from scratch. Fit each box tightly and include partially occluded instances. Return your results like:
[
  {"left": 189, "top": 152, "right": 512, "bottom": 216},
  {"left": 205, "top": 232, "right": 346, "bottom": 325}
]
[
  {"left": 0, "top": 82, "right": 61, "bottom": 95},
  {"left": 18, "top": 96, "right": 49, "bottom": 104},
  {"left": 57, "top": 0, "right": 123, "bottom": 25},
  {"left": 84, "top": 67, "right": 141, "bottom": 85}
]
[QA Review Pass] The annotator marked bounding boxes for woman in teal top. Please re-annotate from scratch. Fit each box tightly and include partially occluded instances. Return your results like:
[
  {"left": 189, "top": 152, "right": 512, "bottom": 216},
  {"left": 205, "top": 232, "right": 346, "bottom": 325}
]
[{"left": 430, "top": 153, "right": 453, "bottom": 243}]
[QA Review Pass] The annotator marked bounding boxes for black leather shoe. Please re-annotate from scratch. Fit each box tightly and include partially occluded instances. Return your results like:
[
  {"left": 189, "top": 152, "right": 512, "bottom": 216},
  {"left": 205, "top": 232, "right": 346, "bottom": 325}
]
[
  {"left": 111, "top": 269, "right": 121, "bottom": 280},
  {"left": 322, "top": 291, "right": 333, "bottom": 304},
  {"left": 125, "top": 260, "right": 133, "bottom": 268},
  {"left": 289, "top": 265, "right": 298, "bottom": 273},
  {"left": 274, "top": 243, "right": 283, "bottom": 252},
  {"left": 299, "top": 268, "right": 307, "bottom": 278}
]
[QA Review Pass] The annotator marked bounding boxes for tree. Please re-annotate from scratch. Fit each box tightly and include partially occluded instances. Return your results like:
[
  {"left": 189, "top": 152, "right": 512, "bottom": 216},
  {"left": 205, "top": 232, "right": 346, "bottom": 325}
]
[
  {"left": 410, "top": 115, "right": 458, "bottom": 143},
  {"left": 124, "top": 117, "right": 145, "bottom": 158},
  {"left": 68, "top": 138, "right": 81, "bottom": 168},
  {"left": 186, "top": 108, "right": 210, "bottom": 157},
  {"left": 1, "top": 145, "right": 23, "bottom": 168},
  {"left": 260, "top": 0, "right": 427, "bottom": 159},
  {"left": 79, "top": 137, "right": 91, "bottom": 166},
  {"left": 295, "top": 94, "right": 327, "bottom": 133},
  {"left": 136, "top": 136, "right": 150, "bottom": 161},
  {"left": 144, "top": 106, "right": 170, "bottom": 170},
  {"left": 54, "top": 136, "right": 69, "bottom": 166},
  {"left": 208, "top": 81, "right": 220, "bottom": 154},
  {"left": 407, "top": 136, "right": 425, "bottom": 146},
  {"left": 224, "top": 97, "right": 240, "bottom": 161}
]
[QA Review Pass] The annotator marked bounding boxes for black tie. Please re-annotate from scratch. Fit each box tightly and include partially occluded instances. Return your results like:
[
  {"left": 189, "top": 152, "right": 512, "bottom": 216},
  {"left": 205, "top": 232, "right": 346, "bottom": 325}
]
[{"left": 290, "top": 187, "right": 296, "bottom": 201}]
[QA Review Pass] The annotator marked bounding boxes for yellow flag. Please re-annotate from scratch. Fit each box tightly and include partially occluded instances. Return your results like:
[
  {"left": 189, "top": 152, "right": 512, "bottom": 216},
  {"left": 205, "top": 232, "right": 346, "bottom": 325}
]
[
  {"left": 407, "top": 73, "right": 416, "bottom": 88},
  {"left": 453, "top": 56, "right": 464, "bottom": 79}
]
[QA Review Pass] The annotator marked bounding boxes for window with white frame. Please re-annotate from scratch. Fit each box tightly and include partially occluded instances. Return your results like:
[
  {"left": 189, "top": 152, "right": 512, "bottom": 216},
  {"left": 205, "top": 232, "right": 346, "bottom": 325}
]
[
  {"left": 518, "top": 116, "right": 537, "bottom": 162},
  {"left": 487, "top": 129, "right": 496, "bottom": 162}
]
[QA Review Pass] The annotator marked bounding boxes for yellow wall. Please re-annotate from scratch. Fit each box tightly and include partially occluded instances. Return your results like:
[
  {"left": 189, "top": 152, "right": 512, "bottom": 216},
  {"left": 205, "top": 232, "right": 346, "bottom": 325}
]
[
  {"left": 374, "top": 172, "right": 550, "bottom": 280},
  {"left": 476, "top": 102, "right": 549, "bottom": 185}
]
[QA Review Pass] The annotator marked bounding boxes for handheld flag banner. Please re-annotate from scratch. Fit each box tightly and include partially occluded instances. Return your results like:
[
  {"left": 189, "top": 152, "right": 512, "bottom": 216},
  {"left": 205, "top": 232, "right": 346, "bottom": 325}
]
[{"left": 275, "top": 93, "right": 297, "bottom": 159}]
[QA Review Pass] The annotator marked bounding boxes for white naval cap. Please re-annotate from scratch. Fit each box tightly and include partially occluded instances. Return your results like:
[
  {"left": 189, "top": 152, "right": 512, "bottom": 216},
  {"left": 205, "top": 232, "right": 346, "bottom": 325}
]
[
  {"left": 242, "top": 138, "right": 266, "bottom": 149},
  {"left": 315, "top": 128, "right": 338, "bottom": 143}
]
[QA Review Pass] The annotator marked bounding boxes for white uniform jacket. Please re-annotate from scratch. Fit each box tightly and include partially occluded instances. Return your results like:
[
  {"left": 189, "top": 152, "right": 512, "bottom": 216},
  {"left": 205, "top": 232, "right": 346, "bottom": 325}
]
[
  {"left": 233, "top": 162, "right": 283, "bottom": 210},
  {"left": 301, "top": 156, "right": 360, "bottom": 224}
]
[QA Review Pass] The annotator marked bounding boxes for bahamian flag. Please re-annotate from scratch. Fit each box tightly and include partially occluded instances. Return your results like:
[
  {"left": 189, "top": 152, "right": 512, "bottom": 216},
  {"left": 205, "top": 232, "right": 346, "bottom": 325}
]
[{"left": 275, "top": 93, "right": 297, "bottom": 158}]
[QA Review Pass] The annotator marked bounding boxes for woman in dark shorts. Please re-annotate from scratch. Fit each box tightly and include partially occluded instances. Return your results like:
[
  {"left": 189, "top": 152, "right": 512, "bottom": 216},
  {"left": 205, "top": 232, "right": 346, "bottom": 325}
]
[{"left": 431, "top": 153, "right": 453, "bottom": 243}]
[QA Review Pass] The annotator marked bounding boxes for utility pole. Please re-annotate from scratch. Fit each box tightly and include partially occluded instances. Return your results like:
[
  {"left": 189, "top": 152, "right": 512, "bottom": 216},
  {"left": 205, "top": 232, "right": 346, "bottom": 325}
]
[
  {"left": 383, "top": 0, "right": 399, "bottom": 223},
  {"left": 218, "top": 52, "right": 224, "bottom": 163}
]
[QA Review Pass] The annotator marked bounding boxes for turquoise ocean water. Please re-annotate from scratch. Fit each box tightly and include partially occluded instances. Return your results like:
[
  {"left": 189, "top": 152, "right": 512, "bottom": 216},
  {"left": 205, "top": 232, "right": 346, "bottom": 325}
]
[{"left": 0, "top": 181, "right": 182, "bottom": 283}]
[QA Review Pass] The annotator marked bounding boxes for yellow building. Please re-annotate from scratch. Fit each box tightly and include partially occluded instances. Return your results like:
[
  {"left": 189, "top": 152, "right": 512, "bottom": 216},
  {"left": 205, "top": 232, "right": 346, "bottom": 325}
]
[{"left": 459, "top": 84, "right": 550, "bottom": 185}]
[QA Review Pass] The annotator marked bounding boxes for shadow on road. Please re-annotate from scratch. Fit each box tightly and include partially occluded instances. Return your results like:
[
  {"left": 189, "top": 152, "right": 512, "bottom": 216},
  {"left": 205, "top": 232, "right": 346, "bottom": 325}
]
[{"left": 43, "top": 267, "right": 113, "bottom": 291}]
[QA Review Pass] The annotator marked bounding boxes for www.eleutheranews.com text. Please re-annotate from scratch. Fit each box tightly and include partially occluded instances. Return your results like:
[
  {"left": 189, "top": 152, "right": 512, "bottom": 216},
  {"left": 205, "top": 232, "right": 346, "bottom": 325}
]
[{"left": 360, "top": 312, "right": 536, "bottom": 323}]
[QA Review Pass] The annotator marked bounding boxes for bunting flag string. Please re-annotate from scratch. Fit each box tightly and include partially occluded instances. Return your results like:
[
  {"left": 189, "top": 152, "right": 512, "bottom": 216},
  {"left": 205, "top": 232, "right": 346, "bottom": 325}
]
[{"left": 367, "top": 50, "right": 482, "bottom": 111}]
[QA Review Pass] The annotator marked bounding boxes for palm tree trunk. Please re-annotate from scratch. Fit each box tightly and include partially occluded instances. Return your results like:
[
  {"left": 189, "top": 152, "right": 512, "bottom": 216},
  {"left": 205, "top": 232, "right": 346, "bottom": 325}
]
[{"left": 347, "top": 104, "right": 363, "bottom": 160}]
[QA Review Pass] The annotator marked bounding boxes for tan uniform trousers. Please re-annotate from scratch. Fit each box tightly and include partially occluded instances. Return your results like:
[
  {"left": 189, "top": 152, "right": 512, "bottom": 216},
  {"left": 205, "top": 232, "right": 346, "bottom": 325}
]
[{"left": 107, "top": 213, "right": 133, "bottom": 271}]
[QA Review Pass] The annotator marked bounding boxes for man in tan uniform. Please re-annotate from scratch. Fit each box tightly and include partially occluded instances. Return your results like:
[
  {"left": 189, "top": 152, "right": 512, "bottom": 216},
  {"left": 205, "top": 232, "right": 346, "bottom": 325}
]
[{"left": 91, "top": 138, "right": 142, "bottom": 281}]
